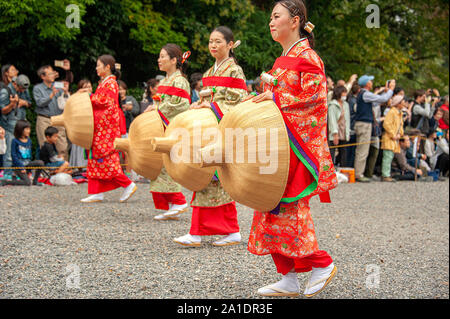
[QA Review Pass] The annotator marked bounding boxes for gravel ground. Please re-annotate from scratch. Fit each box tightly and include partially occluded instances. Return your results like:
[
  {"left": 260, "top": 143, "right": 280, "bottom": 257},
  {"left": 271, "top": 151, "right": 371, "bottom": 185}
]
[{"left": 0, "top": 180, "right": 448, "bottom": 299}]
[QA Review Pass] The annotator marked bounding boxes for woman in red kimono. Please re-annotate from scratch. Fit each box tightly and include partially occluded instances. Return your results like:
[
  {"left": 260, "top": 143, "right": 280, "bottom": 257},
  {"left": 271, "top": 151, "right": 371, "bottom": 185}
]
[
  {"left": 81, "top": 55, "right": 137, "bottom": 203},
  {"left": 246, "top": 0, "right": 338, "bottom": 297}
]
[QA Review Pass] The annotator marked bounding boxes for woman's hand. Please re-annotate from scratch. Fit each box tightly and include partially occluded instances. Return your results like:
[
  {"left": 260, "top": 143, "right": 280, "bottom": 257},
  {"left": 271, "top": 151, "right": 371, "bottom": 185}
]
[
  {"left": 190, "top": 101, "right": 210, "bottom": 109},
  {"left": 144, "top": 105, "right": 156, "bottom": 112},
  {"left": 333, "top": 134, "right": 339, "bottom": 146},
  {"left": 251, "top": 90, "right": 273, "bottom": 103}
]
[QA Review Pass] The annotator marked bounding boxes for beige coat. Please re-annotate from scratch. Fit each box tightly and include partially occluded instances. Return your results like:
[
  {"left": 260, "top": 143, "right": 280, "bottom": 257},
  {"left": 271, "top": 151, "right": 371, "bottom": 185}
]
[{"left": 381, "top": 107, "right": 404, "bottom": 153}]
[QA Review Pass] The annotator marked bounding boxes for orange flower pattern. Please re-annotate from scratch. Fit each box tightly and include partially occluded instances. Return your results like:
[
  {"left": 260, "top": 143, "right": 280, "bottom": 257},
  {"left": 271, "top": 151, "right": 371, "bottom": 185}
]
[
  {"left": 248, "top": 39, "right": 337, "bottom": 258},
  {"left": 87, "top": 75, "right": 124, "bottom": 180}
]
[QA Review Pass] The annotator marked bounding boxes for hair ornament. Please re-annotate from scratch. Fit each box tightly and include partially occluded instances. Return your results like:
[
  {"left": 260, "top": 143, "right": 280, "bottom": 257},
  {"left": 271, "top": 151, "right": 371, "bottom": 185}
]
[
  {"left": 304, "top": 22, "right": 315, "bottom": 33},
  {"left": 182, "top": 51, "right": 191, "bottom": 64}
]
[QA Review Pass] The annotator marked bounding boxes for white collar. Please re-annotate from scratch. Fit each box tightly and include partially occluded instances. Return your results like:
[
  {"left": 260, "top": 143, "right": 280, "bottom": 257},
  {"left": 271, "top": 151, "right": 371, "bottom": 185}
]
[
  {"left": 101, "top": 74, "right": 115, "bottom": 83},
  {"left": 213, "top": 57, "right": 232, "bottom": 74},
  {"left": 282, "top": 37, "right": 307, "bottom": 56}
]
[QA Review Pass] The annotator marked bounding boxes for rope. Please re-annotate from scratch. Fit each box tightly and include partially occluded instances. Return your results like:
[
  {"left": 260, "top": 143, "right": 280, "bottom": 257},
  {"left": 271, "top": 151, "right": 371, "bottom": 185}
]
[
  {"left": 0, "top": 136, "right": 436, "bottom": 170},
  {"left": 0, "top": 164, "right": 128, "bottom": 171}
]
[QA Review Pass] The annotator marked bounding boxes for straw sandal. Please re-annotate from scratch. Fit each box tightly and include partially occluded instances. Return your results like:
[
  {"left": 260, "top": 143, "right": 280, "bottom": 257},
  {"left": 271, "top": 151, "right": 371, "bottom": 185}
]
[
  {"left": 257, "top": 284, "right": 300, "bottom": 297},
  {"left": 304, "top": 265, "right": 337, "bottom": 298}
]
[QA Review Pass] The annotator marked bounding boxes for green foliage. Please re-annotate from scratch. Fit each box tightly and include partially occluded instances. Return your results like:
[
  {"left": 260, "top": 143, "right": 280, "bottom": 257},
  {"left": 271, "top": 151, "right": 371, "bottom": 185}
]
[{"left": 0, "top": 0, "right": 448, "bottom": 95}]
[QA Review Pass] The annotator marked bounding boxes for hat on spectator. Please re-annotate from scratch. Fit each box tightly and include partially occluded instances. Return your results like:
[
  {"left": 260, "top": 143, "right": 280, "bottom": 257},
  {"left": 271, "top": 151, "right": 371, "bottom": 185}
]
[
  {"left": 12, "top": 75, "right": 30, "bottom": 89},
  {"left": 391, "top": 95, "right": 404, "bottom": 107},
  {"left": 358, "top": 75, "right": 374, "bottom": 87}
]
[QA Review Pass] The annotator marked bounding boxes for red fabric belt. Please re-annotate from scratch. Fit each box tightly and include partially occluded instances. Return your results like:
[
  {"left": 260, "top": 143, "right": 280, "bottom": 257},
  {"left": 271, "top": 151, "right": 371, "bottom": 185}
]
[
  {"left": 202, "top": 76, "right": 247, "bottom": 91},
  {"left": 273, "top": 56, "right": 324, "bottom": 76},
  {"left": 157, "top": 86, "right": 191, "bottom": 103}
]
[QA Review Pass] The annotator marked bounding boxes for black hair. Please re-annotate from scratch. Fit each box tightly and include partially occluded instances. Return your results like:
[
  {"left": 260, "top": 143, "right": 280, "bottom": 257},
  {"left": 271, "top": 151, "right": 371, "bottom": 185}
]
[
  {"left": 97, "top": 55, "right": 121, "bottom": 80},
  {"left": 212, "top": 26, "right": 238, "bottom": 64},
  {"left": 190, "top": 72, "right": 203, "bottom": 90},
  {"left": 117, "top": 80, "right": 127, "bottom": 91},
  {"left": 394, "top": 87, "right": 404, "bottom": 96},
  {"left": 332, "top": 85, "right": 348, "bottom": 100},
  {"left": 414, "top": 89, "right": 426, "bottom": 100},
  {"left": 44, "top": 126, "right": 59, "bottom": 138},
  {"left": 275, "top": 0, "right": 315, "bottom": 49},
  {"left": 98, "top": 54, "right": 122, "bottom": 109},
  {"left": 14, "top": 120, "right": 31, "bottom": 139}
]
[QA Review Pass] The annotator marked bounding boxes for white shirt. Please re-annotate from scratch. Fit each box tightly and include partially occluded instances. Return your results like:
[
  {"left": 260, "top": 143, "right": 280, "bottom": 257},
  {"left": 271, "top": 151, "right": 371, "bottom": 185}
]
[{"left": 0, "top": 138, "right": 6, "bottom": 155}]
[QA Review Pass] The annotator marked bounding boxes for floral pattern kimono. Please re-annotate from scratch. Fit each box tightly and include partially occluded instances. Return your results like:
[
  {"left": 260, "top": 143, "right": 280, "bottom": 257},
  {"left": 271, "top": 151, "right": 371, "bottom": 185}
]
[
  {"left": 87, "top": 75, "right": 131, "bottom": 194},
  {"left": 248, "top": 39, "right": 337, "bottom": 259},
  {"left": 150, "top": 70, "right": 191, "bottom": 196}
]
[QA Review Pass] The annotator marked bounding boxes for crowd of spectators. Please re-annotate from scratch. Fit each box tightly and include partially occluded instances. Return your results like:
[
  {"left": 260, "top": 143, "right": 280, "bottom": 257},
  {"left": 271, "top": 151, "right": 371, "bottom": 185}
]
[
  {"left": 0, "top": 60, "right": 448, "bottom": 187},
  {"left": 326, "top": 74, "right": 449, "bottom": 182}
]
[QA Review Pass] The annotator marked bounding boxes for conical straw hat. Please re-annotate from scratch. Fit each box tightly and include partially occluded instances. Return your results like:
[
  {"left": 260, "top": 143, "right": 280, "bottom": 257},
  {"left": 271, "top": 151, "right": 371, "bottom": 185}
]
[
  {"left": 199, "top": 99, "right": 290, "bottom": 212},
  {"left": 50, "top": 92, "right": 94, "bottom": 150},
  {"left": 114, "top": 111, "right": 164, "bottom": 180},
  {"left": 151, "top": 108, "right": 218, "bottom": 191}
]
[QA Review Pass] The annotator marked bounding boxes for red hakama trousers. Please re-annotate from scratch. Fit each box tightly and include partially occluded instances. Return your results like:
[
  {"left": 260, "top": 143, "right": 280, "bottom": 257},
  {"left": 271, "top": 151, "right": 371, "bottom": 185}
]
[
  {"left": 189, "top": 202, "right": 240, "bottom": 236},
  {"left": 151, "top": 192, "right": 187, "bottom": 210},
  {"left": 88, "top": 173, "right": 132, "bottom": 194}
]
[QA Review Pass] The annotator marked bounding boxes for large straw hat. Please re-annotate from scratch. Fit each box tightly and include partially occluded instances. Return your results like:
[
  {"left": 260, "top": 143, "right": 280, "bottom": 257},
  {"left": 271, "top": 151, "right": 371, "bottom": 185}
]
[
  {"left": 199, "top": 99, "right": 290, "bottom": 212},
  {"left": 51, "top": 92, "right": 94, "bottom": 149},
  {"left": 114, "top": 111, "right": 164, "bottom": 180},
  {"left": 151, "top": 108, "right": 218, "bottom": 191}
]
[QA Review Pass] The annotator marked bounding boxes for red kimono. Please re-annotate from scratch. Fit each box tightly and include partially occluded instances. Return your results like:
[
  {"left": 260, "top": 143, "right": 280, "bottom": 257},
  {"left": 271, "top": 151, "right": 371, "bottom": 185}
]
[
  {"left": 247, "top": 39, "right": 338, "bottom": 274},
  {"left": 87, "top": 75, "right": 131, "bottom": 194}
]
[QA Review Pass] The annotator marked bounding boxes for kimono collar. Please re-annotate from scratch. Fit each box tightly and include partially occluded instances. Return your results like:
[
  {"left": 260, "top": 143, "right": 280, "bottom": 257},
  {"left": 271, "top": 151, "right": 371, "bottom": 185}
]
[
  {"left": 282, "top": 37, "right": 308, "bottom": 56},
  {"left": 101, "top": 74, "right": 116, "bottom": 84},
  {"left": 213, "top": 57, "right": 233, "bottom": 74},
  {"left": 163, "top": 69, "right": 182, "bottom": 85}
]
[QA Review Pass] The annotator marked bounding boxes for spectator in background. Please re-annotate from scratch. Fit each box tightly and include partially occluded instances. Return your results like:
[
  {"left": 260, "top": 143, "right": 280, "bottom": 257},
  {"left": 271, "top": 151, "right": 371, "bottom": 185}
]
[
  {"left": 140, "top": 78, "right": 159, "bottom": 113},
  {"left": 438, "top": 96, "right": 449, "bottom": 133},
  {"left": 391, "top": 135, "right": 423, "bottom": 181},
  {"left": 118, "top": 80, "right": 140, "bottom": 132},
  {"left": 326, "top": 76, "right": 334, "bottom": 101},
  {"left": 354, "top": 75, "right": 395, "bottom": 182},
  {"left": 68, "top": 79, "right": 92, "bottom": 170},
  {"left": 33, "top": 62, "right": 72, "bottom": 161},
  {"left": 337, "top": 74, "right": 358, "bottom": 93},
  {"left": 253, "top": 77, "right": 263, "bottom": 94},
  {"left": 40, "top": 126, "right": 71, "bottom": 174},
  {"left": 381, "top": 95, "right": 404, "bottom": 182},
  {"left": 424, "top": 129, "right": 439, "bottom": 170},
  {"left": 190, "top": 73, "right": 203, "bottom": 104},
  {"left": 1, "top": 64, "right": 19, "bottom": 86},
  {"left": 344, "top": 83, "right": 360, "bottom": 167},
  {"left": 411, "top": 89, "right": 439, "bottom": 134},
  {"left": 0, "top": 126, "right": 5, "bottom": 178},
  {"left": 429, "top": 107, "right": 444, "bottom": 133},
  {"left": 328, "top": 86, "right": 350, "bottom": 167},
  {"left": 0, "top": 74, "right": 32, "bottom": 179},
  {"left": 56, "top": 80, "right": 71, "bottom": 111},
  {"left": 0, "top": 126, "right": 5, "bottom": 155},
  {"left": 246, "top": 80, "right": 254, "bottom": 93},
  {"left": 0, "top": 120, "right": 44, "bottom": 186},
  {"left": 435, "top": 130, "right": 449, "bottom": 177}
]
